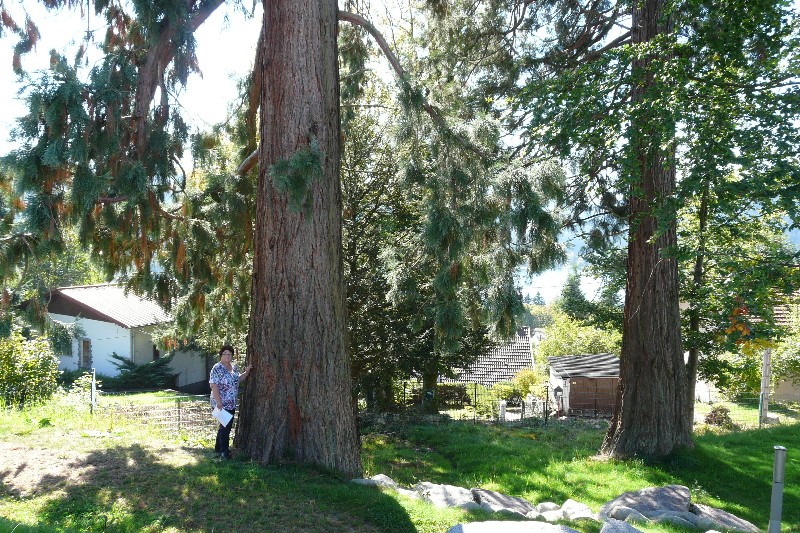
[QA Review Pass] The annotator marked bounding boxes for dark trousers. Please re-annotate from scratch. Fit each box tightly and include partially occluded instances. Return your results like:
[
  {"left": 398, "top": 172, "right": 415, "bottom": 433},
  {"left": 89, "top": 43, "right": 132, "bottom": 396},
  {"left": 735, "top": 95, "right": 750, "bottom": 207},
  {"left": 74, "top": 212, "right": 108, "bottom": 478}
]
[{"left": 215, "top": 409, "right": 235, "bottom": 453}]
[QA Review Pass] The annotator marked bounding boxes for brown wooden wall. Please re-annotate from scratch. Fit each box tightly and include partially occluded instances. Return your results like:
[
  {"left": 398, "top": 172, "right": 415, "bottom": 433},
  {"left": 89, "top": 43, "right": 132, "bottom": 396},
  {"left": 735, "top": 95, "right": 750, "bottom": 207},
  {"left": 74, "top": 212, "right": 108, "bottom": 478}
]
[{"left": 568, "top": 377, "right": 618, "bottom": 416}]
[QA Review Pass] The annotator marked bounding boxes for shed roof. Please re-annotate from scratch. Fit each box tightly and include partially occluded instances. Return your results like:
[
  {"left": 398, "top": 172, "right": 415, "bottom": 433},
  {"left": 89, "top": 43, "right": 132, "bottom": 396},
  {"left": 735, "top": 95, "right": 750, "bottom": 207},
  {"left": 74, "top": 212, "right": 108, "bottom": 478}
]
[
  {"left": 49, "top": 284, "right": 172, "bottom": 329},
  {"left": 774, "top": 292, "right": 800, "bottom": 329},
  {"left": 448, "top": 329, "right": 534, "bottom": 387},
  {"left": 547, "top": 353, "right": 619, "bottom": 379}
]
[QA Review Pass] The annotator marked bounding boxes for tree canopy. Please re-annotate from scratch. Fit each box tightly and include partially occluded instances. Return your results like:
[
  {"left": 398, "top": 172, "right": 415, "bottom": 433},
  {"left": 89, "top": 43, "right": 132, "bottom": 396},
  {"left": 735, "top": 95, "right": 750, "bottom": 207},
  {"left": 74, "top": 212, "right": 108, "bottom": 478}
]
[{"left": 2, "top": 0, "right": 799, "bottom": 466}]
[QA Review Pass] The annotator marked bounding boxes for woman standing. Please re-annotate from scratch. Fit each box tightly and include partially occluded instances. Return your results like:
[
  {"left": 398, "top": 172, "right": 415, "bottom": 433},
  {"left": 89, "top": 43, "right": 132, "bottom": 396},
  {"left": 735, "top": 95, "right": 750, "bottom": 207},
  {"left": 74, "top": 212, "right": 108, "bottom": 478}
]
[{"left": 210, "top": 345, "right": 252, "bottom": 459}]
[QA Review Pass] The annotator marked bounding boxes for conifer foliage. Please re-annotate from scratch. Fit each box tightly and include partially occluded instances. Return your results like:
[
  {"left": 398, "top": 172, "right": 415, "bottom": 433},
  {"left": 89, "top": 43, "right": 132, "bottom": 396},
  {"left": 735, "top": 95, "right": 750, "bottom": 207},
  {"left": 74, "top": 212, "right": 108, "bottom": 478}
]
[{"left": 413, "top": 0, "right": 800, "bottom": 458}]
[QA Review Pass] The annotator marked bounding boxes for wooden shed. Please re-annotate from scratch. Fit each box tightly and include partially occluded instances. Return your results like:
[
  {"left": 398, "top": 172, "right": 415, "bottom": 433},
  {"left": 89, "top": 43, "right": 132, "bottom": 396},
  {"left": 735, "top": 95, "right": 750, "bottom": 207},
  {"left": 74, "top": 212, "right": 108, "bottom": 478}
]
[{"left": 547, "top": 353, "right": 619, "bottom": 417}]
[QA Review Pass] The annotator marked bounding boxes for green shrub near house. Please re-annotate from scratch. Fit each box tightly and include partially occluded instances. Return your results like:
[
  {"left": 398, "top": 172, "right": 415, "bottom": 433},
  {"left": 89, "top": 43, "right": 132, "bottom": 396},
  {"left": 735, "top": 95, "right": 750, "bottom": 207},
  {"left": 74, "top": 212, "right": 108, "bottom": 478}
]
[
  {"left": 0, "top": 326, "right": 60, "bottom": 406},
  {"left": 101, "top": 353, "right": 177, "bottom": 390}
]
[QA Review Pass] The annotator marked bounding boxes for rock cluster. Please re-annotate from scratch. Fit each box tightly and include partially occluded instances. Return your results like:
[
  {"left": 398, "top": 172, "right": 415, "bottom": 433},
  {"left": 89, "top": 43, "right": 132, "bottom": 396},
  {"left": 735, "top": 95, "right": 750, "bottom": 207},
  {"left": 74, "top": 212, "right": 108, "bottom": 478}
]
[{"left": 351, "top": 476, "right": 760, "bottom": 533}]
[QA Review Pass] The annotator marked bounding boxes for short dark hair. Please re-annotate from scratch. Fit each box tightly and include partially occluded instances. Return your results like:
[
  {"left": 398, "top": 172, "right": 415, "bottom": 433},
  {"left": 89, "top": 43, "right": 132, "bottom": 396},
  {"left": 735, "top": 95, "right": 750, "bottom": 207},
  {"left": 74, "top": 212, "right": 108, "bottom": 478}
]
[{"left": 219, "top": 344, "right": 235, "bottom": 357}]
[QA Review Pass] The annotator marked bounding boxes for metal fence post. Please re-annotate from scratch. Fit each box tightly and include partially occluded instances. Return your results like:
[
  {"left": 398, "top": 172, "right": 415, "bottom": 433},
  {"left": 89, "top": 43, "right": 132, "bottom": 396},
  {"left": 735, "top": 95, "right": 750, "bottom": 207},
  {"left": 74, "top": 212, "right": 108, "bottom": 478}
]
[
  {"left": 90, "top": 368, "right": 96, "bottom": 415},
  {"left": 473, "top": 383, "right": 477, "bottom": 423},
  {"left": 768, "top": 446, "right": 787, "bottom": 533},
  {"left": 544, "top": 384, "right": 549, "bottom": 425}
]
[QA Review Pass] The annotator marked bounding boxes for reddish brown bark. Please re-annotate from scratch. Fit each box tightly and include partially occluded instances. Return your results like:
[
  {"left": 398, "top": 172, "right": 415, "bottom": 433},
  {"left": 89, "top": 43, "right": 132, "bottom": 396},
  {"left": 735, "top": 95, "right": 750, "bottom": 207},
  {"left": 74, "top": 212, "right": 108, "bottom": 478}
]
[
  {"left": 234, "top": 0, "right": 362, "bottom": 477},
  {"left": 602, "top": 0, "right": 693, "bottom": 459}
]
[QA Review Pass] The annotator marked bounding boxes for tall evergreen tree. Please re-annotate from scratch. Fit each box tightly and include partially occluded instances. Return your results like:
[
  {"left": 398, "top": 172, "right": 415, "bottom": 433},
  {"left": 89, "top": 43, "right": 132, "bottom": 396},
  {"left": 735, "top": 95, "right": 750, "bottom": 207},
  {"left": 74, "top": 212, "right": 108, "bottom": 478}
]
[
  {"left": 557, "top": 268, "right": 592, "bottom": 322},
  {"left": 530, "top": 291, "right": 546, "bottom": 307},
  {"left": 0, "top": 0, "right": 566, "bottom": 472},
  {"left": 413, "top": 0, "right": 800, "bottom": 458}
]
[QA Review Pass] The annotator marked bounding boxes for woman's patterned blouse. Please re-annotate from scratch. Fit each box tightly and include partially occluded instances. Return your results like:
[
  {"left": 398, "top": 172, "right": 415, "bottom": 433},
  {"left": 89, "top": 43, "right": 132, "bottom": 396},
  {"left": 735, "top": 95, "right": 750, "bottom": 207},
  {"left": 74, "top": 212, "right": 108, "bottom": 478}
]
[{"left": 210, "top": 362, "right": 241, "bottom": 411}]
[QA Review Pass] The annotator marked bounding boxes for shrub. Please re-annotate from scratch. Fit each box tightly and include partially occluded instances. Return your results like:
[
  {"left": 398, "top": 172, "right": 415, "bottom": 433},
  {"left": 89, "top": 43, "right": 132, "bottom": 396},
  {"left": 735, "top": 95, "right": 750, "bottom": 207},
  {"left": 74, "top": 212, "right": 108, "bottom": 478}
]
[
  {"left": 0, "top": 327, "right": 60, "bottom": 406},
  {"left": 102, "top": 353, "right": 177, "bottom": 390},
  {"left": 704, "top": 405, "right": 737, "bottom": 429},
  {"left": 491, "top": 381, "right": 523, "bottom": 405},
  {"left": 513, "top": 368, "right": 549, "bottom": 399},
  {"left": 468, "top": 383, "right": 496, "bottom": 419},
  {"left": 536, "top": 309, "right": 621, "bottom": 360},
  {"left": 436, "top": 384, "right": 470, "bottom": 407},
  {"left": 60, "top": 370, "right": 102, "bottom": 409}
]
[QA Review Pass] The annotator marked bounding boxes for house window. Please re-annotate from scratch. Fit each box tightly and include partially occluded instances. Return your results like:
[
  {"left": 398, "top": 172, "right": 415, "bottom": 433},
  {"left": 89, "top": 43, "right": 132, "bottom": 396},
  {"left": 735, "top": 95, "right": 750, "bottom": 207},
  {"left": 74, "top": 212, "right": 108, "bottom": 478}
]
[{"left": 153, "top": 345, "right": 160, "bottom": 361}]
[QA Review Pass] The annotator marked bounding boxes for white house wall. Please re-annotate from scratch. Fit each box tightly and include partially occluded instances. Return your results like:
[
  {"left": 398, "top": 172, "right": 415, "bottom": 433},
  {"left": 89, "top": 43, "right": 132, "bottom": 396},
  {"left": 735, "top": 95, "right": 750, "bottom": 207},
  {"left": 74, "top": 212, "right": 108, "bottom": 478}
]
[
  {"left": 132, "top": 327, "right": 156, "bottom": 365},
  {"left": 170, "top": 349, "right": 207, "bottom": 387},
  {"left": 773, "top": 380, "right": 800, "bottom": 399},
  {"left": 50, "top": 313, "right": 132, "bottom": 376}
]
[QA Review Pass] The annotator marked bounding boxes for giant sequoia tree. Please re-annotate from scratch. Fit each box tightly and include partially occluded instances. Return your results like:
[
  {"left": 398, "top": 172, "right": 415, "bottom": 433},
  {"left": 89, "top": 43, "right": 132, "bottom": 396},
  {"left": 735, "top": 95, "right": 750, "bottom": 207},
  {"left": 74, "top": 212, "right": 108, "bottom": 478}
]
[
  {"left": 414, "top": 0, "right": 800, "bottom": 458},
  {"left": 0, "top": 0, "right": 563, "bottom": 474},
  {"left": 0, "top": 0, "right": 363, "bottom": 475}
]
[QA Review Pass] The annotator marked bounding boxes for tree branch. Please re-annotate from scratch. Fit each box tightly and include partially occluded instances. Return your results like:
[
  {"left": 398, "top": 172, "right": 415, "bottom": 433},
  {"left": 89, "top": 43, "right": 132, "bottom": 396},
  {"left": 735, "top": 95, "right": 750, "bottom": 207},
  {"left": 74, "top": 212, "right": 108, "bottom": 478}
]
[
  {"left": 338, "top": 10, "right": 493, "bottom": 159},
  {"left": 132, "top": 0, "right": 225, "bottom": 157},
  {"left": 237, "top": 149, "right": 259, "bottom": 176}
]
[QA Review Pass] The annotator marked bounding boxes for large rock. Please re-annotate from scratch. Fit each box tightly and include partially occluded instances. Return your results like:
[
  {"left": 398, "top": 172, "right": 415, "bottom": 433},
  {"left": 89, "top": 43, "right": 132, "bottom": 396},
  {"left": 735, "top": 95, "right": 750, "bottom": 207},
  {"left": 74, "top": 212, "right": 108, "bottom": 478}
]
[
  {"left": 471, "top": 488, "right": 536, "bottom": 515},
  {"left": 608, "top": 505, "right": 647, "bottom": 523},
  {"left": 396, "top": 487, "right": 422, "bottom": 500},
  {"left": 351, "top": 474, "right": 399, "bottom": 489},
  {"left": 446, "top": 522, "right": 583, "bottom": 533},
  {"left": 651, "top": 513, "right": 697, "bottom": 529},
  {"left": 536, "top": 502, "right": 562, "bottom": 513},
  {"left": 599, "top": 519, "right": 644, "bottom": 533},
  {"left": 540, "top": 509, "right": 567, "bottom": 522},
  {"left": 598, "top": 485, "right": 691, "bottom": 521},
  {"left": 416, "top": 482, "right": 476, "bottom": 508},
  {"left": 561, "top": 499, "right": 595, "bottom": 520},
  {"left": 690, "top": 503, "right": 761, "bottom": 533}
]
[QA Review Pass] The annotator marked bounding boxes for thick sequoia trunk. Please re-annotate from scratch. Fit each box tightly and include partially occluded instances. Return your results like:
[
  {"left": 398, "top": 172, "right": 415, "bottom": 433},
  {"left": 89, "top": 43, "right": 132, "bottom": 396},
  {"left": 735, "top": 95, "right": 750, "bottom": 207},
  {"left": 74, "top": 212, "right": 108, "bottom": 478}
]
[
  {"left": 602, "top": 0, "right": 693, "bottom": 459},
  {"left": 421, "top": 370, "right": 439, "bottom": 414},
  {"left": 235, "top": 0, "right": 362, "bottom": 477}
]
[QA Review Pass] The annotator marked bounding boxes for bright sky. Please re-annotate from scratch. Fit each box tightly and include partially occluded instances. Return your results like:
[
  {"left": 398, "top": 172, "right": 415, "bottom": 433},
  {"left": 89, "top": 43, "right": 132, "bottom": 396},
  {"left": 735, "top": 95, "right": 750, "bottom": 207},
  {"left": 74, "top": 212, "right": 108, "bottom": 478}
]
[
  {"left": 0, "top": 3, "right": 261, "bottom": 154},
  {"left": 0, "top": 2, "right": 583, "bottom": 304}
]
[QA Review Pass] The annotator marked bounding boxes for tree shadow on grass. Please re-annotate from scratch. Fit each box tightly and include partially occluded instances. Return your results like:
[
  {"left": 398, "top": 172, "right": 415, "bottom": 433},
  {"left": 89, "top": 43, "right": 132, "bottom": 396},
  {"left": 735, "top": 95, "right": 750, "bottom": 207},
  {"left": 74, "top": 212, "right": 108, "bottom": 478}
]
[
  {"left": 650, "top": 423, "right": 800, "bottom": 531},
  {"left": 3, "top": 444, "right": 417, "bottom": 532},
  {"left": 364, "top": 417, "right": 797, "bottom": 533}
]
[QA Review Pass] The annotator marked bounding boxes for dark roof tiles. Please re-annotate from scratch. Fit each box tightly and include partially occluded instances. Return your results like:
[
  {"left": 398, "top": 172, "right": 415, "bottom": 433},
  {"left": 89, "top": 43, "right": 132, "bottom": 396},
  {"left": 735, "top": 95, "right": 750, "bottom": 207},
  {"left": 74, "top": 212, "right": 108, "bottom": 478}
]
[
  {"left": 547, "top": 353, "right": 619, "bottom": 379},
  {"left": 448, "top": 330, "right": 534, "bottom": 387}
]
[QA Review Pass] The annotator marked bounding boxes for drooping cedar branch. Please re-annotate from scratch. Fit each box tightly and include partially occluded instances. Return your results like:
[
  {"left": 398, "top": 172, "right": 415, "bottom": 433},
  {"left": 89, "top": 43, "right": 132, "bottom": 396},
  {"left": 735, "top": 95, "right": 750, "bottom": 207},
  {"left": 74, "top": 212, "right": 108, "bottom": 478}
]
[
  {"left": 338, "top": 10, "right": 492, "bottom": 160},
  {"left": 132, "top": 0, "right": 225, "bottom": 157},
  {"left": 246, "top": 23, "right": 265, "bottom": 153},
  {"left": 237, "top": 9, "right": 501, "bottom": 179},
  {"left": 237, "top": 148, "right": 260, "bottom": 176},
  {"left": 235, "top": 22, "right": 265, "bottom": 177}
]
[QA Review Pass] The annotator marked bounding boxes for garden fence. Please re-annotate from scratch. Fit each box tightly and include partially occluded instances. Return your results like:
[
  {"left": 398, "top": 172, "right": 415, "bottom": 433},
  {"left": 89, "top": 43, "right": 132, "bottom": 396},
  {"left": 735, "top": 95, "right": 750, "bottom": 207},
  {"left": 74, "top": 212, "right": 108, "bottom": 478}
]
[
  {"left": 391, "top": 381, "right": 800, "bottom": 430},
  {"left": 83, "top": 387, "right": 799, "bottom": 438},
  {"left": 97, "top": 391, "right": 225, "bottom": 440}
]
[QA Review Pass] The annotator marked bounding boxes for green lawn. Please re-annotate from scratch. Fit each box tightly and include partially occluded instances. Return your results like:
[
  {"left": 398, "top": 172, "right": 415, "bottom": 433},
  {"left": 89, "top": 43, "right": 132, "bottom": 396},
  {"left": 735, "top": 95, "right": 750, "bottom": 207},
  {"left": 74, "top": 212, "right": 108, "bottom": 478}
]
[
  {"left": 1, "top": 394, "right": 797, "bottom": 533},
  {"left": 694, "top": 397, "right": 800, "bottom": 428}
]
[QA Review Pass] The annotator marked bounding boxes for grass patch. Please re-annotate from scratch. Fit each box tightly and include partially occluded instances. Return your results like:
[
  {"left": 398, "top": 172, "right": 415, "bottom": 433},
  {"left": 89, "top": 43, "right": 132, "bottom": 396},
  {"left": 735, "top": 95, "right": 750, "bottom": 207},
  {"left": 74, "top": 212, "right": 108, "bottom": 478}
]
[
  {"left": 1, "top": 395, "right": 798, "bottom": 532},
  {"left": 694, "top": 398, "right": 800, "bottom": 428}
]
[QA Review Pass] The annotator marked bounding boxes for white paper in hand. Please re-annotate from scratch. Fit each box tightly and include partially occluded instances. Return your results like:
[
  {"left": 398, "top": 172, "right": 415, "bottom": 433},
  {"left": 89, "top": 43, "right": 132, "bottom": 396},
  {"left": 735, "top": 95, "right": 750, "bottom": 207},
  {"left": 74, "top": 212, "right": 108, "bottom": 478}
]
[{"left": 212, "top": 407, "right": 233, "bottom": 426}]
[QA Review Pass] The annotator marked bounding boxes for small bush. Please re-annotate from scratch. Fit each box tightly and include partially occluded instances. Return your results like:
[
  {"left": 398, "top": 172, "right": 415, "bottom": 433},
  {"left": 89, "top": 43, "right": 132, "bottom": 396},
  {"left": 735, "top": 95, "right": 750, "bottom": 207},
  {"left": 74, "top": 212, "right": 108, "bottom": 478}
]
[
  {"left": 436, "top": 384, "right": 470, "bottom": 407},
  {"left": 513, "top": 368, "right": 549, "bottom": 399},
  {"left": 704, "top": 405, "right": 737, "bottom": 429},
  {"left": 491, "top": 381, "right": 523, "bottom": 405},
  {"left": 469, "top": 383, "right": 496, "bottom": 419},
  {"left": 60, "top": 371, "right": 102, "bottom": 409},
  {"left": 102, "top": 353, "right": 176, "bottom": 390},
  {"left": 0, "top": 327, "right": 60, "bottom": 406}
]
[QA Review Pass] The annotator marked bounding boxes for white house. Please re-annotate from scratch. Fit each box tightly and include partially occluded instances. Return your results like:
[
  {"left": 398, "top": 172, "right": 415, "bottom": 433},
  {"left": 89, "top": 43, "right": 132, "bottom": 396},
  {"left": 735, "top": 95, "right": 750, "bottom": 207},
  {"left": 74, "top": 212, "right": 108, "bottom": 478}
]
[{"left": 47, "top": 284, "right": 209, "bottom": 393}]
